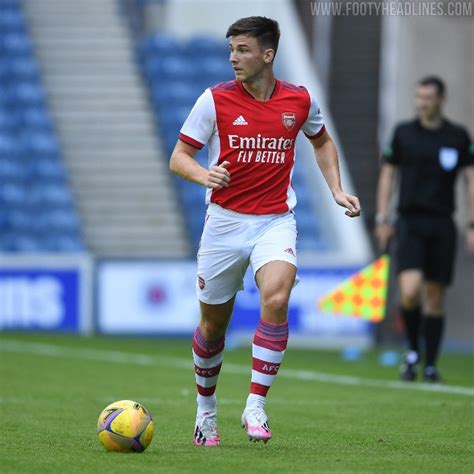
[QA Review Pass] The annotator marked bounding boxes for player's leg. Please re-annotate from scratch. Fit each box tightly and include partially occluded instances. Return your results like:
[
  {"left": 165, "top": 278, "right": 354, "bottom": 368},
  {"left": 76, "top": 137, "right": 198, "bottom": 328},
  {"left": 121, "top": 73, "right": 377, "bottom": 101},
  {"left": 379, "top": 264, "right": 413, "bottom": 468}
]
[
  {"left": 193, "top": 209, "right": 251, "bottom": 446},
  {"left": 421, "top": 281, "right": 446, "bottom": 382},
  {"left": 420, "top": 216, "right": 456, "bottom": 382},
  {"left": 193, "top": 297, "right": 235, "bottom": 446},
  {"left": 398, "top": 270, "right": 424, "bottom": 380},
  {"left": 241, "top": 261, "right": 296, "bottom": 442},
  {"left": 395, "top": 216, "right": 425, "bottom": 380},
  {"left": 242, "top": 213, "right": 297, "bottom": 442}
]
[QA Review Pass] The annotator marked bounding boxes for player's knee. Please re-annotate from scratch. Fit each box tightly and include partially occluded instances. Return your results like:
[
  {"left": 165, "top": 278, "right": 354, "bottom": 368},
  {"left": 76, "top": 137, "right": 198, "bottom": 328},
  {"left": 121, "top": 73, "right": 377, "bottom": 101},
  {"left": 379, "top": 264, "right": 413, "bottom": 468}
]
[
  {"left": 200, "top": 319, "right": 226, "bottom": 340},
  {"left": 424, "top": 296, "right": 444, "bottom": 315},
  {"left": 400, "top": 290, "right": 420, "bottom": 310},
  {"left": 262, "top": 291, "right": 290, "bottom": 314}
]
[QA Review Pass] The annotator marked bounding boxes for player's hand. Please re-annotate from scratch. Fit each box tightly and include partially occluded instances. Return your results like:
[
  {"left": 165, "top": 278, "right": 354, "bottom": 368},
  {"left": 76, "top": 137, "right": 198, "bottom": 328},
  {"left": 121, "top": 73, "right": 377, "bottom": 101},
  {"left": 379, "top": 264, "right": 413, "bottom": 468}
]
[
  {"left": 375, "top": 223, "right": 394, "bottom": 252},
  {"left": 205, "top": 161, "right": 231, "bottom": 189},
  {"left": 333, "top": 191, "right": 361, "bottom": 218},
  {"left": 466, "top": 228, "right": 474, "bottom": 255}
]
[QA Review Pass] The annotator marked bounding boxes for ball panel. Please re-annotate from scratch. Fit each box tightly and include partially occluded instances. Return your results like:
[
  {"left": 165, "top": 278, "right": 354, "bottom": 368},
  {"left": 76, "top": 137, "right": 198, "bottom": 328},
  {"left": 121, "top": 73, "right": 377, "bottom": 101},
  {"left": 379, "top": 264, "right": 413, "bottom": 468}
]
[
  {"left": 138, "top": 420, "right": 154, "bottom": 449},
  {"left": 110, "top": 410, "right": 135, "bottom": 438},
  {"left": 98, "top": 430, "right": 133, "bottom": 452}
]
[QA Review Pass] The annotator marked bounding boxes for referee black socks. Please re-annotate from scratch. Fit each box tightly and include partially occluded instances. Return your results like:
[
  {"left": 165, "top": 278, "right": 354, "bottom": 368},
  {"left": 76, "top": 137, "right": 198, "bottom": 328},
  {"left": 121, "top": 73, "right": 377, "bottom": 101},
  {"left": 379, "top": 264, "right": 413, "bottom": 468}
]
[
  {"left": 424, "top": 315, "right": 445, "bottom": 368},
  {"left": 401, "top": 306, "right": 422, "bottom": 354}
]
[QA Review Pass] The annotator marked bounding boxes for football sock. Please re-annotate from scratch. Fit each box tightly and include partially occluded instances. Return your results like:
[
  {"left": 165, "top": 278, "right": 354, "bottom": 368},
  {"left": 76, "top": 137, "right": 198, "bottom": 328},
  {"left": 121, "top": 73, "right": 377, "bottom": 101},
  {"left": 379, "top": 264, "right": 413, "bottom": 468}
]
[
  {"left": 424, "top": 315, "right": 445, "bottom": 368},
  {"left": 401, "top": 306, "right": 421, "bottom": 357},
  {"left": 248, "top": 318, "right": 288, "bottom": 404},
  {"left": 192, "top": 326, "right": 224, "bottom": 413}
]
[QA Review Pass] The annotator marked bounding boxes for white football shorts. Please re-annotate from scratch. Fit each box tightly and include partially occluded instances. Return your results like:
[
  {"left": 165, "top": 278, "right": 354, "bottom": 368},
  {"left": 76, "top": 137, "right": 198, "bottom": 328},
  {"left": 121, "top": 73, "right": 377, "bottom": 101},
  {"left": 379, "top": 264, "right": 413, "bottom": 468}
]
[{"left": 196, "top": 203, "right": 298, "bottom": 305}]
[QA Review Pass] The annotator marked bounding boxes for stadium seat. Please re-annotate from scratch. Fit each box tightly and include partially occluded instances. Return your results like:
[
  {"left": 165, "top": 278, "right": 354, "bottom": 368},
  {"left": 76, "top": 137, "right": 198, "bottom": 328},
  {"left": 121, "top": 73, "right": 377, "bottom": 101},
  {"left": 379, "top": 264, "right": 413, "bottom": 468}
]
[
  {"left": 0, "top": 1, "right": 85, "bottom": 253},
  {"left": 0, "top": 32, "right": 32, "bottom": 55},
  {"left": 0, "top": 156, "right": 28, "bottom": 180},
  {"left": 0, "top": 9, "right": 25, "bottom": 33},
  {"left": 184, "top": 35, "right": 229, "bottom": 58}
]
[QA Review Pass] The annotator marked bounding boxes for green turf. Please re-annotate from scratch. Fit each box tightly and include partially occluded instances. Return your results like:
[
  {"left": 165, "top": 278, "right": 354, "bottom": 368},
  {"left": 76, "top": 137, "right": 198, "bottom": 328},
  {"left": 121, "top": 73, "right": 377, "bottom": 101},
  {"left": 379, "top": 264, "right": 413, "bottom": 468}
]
[{"left": 1, "top": 333, "right": 473, "bottom": 473}]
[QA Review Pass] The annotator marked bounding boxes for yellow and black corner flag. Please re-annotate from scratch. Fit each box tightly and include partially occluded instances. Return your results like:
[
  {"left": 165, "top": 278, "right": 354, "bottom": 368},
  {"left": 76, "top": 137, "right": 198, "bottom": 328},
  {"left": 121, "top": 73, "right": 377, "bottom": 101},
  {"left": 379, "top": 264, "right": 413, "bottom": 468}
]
[{"left": 318, "top": 255, "right": 390, "bottom": 323}]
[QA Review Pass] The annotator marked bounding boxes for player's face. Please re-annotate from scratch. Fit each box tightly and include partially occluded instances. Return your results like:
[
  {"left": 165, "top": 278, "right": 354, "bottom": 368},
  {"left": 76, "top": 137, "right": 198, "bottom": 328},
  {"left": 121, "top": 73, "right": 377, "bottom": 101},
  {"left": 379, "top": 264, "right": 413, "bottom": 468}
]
[
  {"left": 228, "top": 35, "right": 273, "bottom": 82},
  {"left": 415, "top": 85, "right": 444, "bottom": 121}
]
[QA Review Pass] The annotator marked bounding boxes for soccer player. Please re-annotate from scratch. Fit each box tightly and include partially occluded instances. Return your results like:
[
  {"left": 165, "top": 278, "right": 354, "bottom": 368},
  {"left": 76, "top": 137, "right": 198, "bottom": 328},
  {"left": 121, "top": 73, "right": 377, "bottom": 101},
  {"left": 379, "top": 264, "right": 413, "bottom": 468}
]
[
  {"left": 170, "top": 16, "right": 361, "bottom": 446},
  {"left": 375, "top": 76, "right": 474, "bottom": 383}
]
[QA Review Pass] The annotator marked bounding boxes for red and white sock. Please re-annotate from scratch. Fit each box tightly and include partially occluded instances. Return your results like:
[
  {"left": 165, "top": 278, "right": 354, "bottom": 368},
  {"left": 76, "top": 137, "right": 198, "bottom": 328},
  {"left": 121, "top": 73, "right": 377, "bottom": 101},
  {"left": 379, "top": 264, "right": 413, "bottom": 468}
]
[
  {"left": 192, "top": 326, "right": 224, "bottom": 413},
  {"left": 247, "top": 318, "right": 288, "bottom": 409}
]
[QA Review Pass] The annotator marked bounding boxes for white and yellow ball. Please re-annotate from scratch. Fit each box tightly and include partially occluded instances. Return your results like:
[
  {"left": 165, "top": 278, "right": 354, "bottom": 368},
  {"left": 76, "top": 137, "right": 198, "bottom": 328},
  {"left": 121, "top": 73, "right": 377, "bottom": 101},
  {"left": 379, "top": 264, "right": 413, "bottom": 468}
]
[{"left": 97, "top": 400, "right": 154, "bottom": 452}]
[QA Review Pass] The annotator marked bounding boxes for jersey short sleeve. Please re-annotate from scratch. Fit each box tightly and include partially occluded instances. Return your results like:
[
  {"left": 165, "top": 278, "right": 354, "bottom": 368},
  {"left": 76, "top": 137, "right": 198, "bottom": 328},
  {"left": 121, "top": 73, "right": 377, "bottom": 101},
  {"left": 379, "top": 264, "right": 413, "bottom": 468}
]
[
  {"left": 301, "top": 91, "right": 325, "bottom": 139},
  {"left": 459, "top": 128, "right": 474, "bottom": 168},
  {"left": 382, "top": 126, "right": 402, "bottom": 165},
  {"left": 179, "top": 88, "right": 216, "bottom": 150}
]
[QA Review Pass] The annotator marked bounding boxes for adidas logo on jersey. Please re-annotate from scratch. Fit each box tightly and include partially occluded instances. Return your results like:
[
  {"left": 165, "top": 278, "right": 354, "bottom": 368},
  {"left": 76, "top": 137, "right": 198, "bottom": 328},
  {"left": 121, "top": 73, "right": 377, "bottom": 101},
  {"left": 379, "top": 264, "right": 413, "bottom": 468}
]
[{"left": 233, "top": 115, "right": 248, "bottom": 125}]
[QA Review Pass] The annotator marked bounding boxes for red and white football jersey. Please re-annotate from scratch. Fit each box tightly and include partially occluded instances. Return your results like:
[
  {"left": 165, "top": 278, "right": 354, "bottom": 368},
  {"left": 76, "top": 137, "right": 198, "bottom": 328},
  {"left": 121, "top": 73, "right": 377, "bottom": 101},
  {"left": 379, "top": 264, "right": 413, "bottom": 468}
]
[{"left": 179, "top": 79, "right": 325, "bottom": 215}]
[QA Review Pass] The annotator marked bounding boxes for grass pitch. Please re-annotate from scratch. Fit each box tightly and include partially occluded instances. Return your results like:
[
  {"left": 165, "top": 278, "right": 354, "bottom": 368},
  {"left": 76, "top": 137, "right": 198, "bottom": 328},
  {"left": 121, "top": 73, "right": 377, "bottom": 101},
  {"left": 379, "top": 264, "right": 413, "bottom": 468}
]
[{"left": 1, "top": 333, "right": 473, "bottom": 473}]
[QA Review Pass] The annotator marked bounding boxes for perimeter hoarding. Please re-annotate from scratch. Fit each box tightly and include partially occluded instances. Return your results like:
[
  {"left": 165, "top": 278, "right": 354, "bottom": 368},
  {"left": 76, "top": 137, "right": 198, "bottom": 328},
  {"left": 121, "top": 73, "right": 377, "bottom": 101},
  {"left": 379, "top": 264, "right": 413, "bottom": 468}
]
[
  {"left": 0, "top": 254, "right": 93, "bottom": 334},
  {"left": 97, "top": 261, "right": 371, "bottom": 347}
]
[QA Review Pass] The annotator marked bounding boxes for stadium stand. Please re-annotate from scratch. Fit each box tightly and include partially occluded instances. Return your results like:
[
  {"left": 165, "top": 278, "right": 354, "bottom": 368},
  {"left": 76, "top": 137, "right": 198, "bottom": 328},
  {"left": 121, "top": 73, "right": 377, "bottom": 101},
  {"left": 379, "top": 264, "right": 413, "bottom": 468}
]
[
  {"left": 0, "top": 0, "right": 84, "bottom": 252},
  {"left": 137, "top": 32, "right": 327, "bottom": 252}
]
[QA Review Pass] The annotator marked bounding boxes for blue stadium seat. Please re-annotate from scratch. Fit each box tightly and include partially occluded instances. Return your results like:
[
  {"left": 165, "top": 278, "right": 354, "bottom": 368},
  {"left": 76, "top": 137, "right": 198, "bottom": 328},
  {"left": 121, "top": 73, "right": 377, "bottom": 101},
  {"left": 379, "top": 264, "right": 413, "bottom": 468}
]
[
  {"left": 0, "top": 9, "right": 25, "bottom": 32},
  {"left": 0, "top": 132, "right": 19, "bottom": 156},
  {"left": 21, "top": 131, "right": 59, "bottom": 157},
  {"left": 7, "top": 81, "right": 45, "bottom": 106},
  {"left": 30, "top": 157, "right": 65, "bottom": 180},
  {"left": 0, "top": 157, "right": 28, "bottom": 180},
  {"left": 43, "top": 234, "right": 85, "bottom": 252},
  {"left": 0, "top": 232, "right": 43, "bottom": 252},
  {"left": 16, "top": 106, "right": 52, "bottom": 130},
  {"left": 0, "top": 1, "right": 85, "bottom": 253},
  {"left": 7, "top": 57, "right": 40, "bottom": 80},
  {"left": 138, "top": 33, "right": 183, "bottom": 60},
  {"left": 0, "top": 108, "right": 17, "bottom": 130},
  {"left": 152, "top": 81, "right": 202, "bottom": 108},
  {"left": 184, "top": 35, "right": 228, "bottom": 58},
  {"left": 34, "top": 182, "right": 73, "bottom": 207},
  {"left": 36, "top": 209, "right": 80, "bottom": 233},
  {"left": 0, "top": 0, "right": 21, "bottom": 8},
  {"left": 0, "top": 32, "right": 32, "bottom": 56}
]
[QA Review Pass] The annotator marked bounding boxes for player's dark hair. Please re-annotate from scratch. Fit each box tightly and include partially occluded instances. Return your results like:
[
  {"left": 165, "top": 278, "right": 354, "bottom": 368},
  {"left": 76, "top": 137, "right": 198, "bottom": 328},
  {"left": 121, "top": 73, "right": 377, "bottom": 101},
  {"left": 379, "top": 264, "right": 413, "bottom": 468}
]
[
  {"left": 418, "top": 76, "right": 446, "bottom": 96},
  {"left": 226, "top": 16, "right": 280, "bottom": 57}
]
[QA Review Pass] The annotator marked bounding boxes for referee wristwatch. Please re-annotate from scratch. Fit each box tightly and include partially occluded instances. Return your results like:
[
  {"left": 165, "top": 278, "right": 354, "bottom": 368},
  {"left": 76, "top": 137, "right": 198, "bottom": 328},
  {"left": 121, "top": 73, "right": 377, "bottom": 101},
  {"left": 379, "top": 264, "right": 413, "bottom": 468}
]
[{"left": 375, "top": 213, "right": 392, "bottom": 225}]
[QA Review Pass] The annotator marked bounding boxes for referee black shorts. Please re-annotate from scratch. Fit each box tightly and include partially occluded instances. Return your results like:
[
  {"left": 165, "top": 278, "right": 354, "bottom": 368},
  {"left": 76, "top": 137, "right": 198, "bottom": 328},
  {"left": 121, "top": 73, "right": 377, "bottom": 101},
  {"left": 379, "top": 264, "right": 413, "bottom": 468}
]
[{"left": 395, "top": 214, "right": 457, "bottom": 285}]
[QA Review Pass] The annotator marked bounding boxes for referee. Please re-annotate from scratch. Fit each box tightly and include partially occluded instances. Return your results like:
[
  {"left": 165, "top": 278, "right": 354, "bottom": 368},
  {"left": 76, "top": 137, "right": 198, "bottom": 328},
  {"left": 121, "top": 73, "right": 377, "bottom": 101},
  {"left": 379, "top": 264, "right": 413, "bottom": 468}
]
[{"left": 375, "top": 76, "right": 474, "bottom": 382}]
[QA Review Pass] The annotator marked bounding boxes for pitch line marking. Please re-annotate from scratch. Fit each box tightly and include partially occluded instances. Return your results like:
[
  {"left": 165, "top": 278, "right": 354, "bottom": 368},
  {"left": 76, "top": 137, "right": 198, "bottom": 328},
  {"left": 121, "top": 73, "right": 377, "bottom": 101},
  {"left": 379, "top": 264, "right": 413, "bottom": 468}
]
[{"left": 1, "top": 339, "right": 473, "bottom": 397}]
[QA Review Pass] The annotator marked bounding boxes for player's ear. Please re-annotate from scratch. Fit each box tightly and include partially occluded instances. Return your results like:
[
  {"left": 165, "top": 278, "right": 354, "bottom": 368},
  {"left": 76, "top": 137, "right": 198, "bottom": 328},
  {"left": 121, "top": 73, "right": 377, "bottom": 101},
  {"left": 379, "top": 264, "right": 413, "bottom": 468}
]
[{"left": 263, "top": 48, "right": 275, "bottom": 64}]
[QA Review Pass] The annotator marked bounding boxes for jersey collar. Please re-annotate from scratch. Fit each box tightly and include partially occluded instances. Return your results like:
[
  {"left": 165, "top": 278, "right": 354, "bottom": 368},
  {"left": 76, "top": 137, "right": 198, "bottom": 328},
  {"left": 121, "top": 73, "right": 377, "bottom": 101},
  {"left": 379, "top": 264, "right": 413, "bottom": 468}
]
[{"left": 236, "top": 79, "right": 280, "bottom": 102}]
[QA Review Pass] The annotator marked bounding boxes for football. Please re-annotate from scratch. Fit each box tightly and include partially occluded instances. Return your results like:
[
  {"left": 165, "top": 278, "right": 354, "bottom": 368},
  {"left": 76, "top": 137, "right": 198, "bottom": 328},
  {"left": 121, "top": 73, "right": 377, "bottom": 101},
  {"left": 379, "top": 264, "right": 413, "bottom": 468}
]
[{"left": 97, "top": 400, "right": 154, "bottom": 452}]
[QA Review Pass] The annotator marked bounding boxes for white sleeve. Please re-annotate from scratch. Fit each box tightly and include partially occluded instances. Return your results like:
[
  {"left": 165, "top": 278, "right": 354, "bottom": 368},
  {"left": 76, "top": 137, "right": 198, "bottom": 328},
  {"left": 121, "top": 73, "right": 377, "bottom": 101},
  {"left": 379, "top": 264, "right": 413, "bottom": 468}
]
[
  {"left": 179, "top": 88, "right": 216, "bottom": 149},
  {"left": 301, "top": 90, "right": 325, "bottom": 139}
]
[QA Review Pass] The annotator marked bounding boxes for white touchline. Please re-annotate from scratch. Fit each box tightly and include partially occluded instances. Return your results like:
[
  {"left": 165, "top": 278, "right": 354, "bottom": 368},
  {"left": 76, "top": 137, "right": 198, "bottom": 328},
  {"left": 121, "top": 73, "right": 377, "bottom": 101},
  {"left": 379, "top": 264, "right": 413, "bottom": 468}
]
[{"left": 1, "top": 339, "right": 473, "bottom": 397}]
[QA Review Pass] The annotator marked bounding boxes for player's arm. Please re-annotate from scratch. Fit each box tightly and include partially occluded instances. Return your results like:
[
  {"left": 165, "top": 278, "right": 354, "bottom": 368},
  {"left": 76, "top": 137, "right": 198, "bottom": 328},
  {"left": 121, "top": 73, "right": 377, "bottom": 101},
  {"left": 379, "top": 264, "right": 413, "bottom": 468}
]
[
  {"left": 374, "top": 162, "right": 398, "bottom": 252},
  {"left": 170, "top": 141, "right": 230, "bottom": 189},
  {"left": 169, "top": 88, "right": 230, "bottom": 189},
  {"left": 464, "top": 166, "right": 474, "bottom": 254},
  {"left": 309, "top": 129, "right": 361, "bottom": 218}
]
